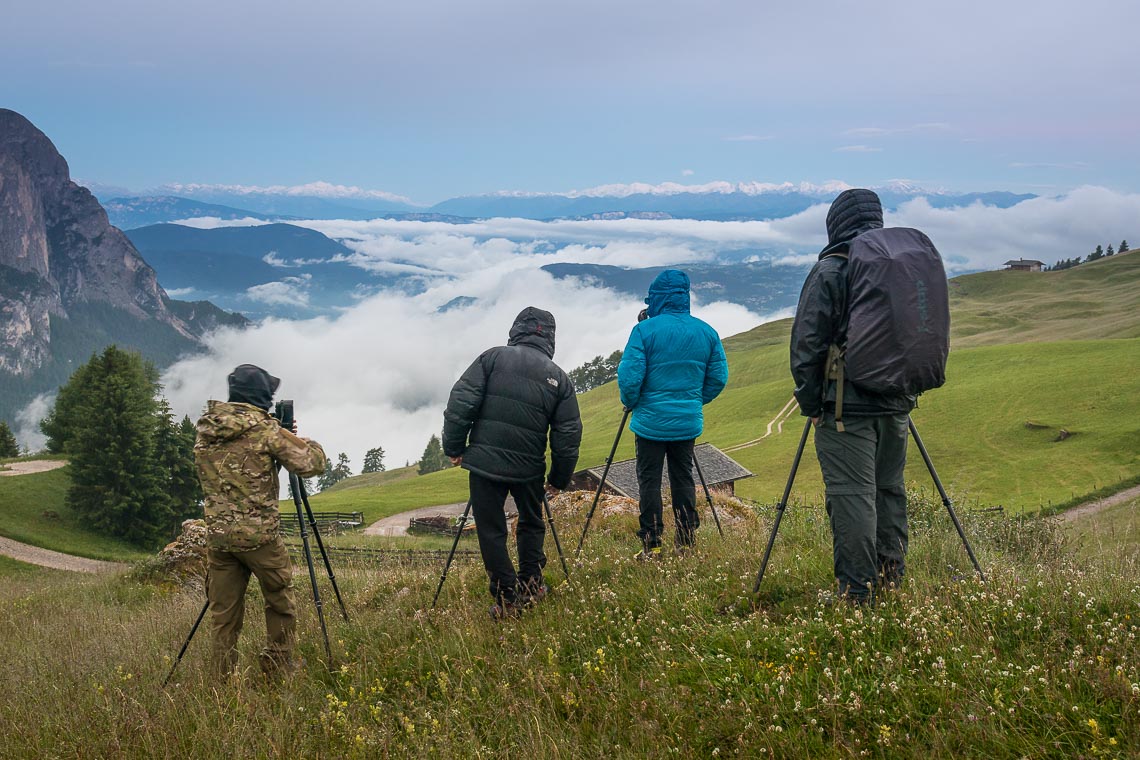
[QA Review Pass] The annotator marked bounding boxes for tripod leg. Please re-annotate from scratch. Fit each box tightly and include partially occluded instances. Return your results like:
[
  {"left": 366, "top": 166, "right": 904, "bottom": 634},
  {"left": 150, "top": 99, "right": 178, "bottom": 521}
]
[
  {"left": 297, "top": 478, "right": 349, "bottom": 621},
  {"left": 163, "top": 597, "right": 209, "bottom": 687},
  {"left": 542, "top": 492, "right": 571, "bottom": 583},
  {"left": 431, "top": 499, "right": 473, "bottom": 608},
  {"left": 290, "top": 473, "right": 333, "bottom": 665},
  {"left": 907, "top": 419, "right": 986, "bottom": 583},
  {"left": 574, "top": 408, "right": 630, "bottom": 558},
  {"left": 692, "top": 451, "right": 725, "bottom": 538},
  {"left": 752, "top": 419, "right": 812, "bottom": 595}
]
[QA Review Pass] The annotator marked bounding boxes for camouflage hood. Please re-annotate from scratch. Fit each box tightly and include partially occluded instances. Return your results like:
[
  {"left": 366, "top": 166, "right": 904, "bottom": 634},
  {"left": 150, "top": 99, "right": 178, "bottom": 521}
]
[{"left": 196, "top": 401, "right": 270, "bottom": 444}]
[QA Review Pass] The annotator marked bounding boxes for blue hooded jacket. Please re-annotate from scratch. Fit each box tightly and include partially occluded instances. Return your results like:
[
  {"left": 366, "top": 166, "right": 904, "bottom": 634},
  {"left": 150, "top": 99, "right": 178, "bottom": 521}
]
[{"left": 617, "top": 270, "right": 729, "bottom": 441}]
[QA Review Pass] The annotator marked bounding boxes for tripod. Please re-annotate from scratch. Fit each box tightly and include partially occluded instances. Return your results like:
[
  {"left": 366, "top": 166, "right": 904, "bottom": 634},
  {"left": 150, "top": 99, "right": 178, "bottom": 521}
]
[
  {"left": 576, "top": 409, "right": 727, "bottom": 555},
  {"left": 163, "top": 473, "right": 349, "bottom": 685},
  {"left": 575, "top": 408, "right": 630, "bottom": 557},
  {"left": 432, "top": 489, "right": 572, "bottom": 608},
  {"left": 751, "top": 416, "right": 986, "bottom": 596},
  {"left": 692, "top": 452, "right": 725, "bottom": 538}
]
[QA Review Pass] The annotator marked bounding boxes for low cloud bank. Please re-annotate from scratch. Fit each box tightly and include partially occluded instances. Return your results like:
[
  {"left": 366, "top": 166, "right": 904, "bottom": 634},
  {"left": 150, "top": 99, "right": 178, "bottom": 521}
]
[{"left": 162, "top": 263, "right": 768, "bottom": 473}]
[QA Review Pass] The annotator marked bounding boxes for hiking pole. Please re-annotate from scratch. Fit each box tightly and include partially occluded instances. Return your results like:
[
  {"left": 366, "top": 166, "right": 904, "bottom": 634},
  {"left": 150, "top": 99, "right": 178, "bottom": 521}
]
[
  {"left": 431, "top": 499, "right": 473, "bottom": 608},
  {"left": 296, "top": 477, "right": 349, "bottom": 621},
  {"left": 575, "top": 408, "right": 631, "bottom": 558},
  {"left": 907, "top": 419, "right": 986, "bottom": 583},
  {"left": 752, "top": 419, "right": 811, "bottom": 595},
  {"left": 289, "top": 473, "right": 333, "bottom": 666},
  {"left": 542, "top": 492, "right": 571, "bottom": 583},
  {"left": 692, "top": 452, "right": 725, "bottom": 538},
  {"left": 163, "top": 592, "right": 208, "bottom": 687}
]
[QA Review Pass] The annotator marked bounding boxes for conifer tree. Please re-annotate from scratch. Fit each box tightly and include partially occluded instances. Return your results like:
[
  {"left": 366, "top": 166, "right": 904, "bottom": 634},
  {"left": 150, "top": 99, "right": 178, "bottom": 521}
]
[
  {"left": 154, "top": 407, "right": 203, "bottom": 529},
  {"left": 317, "top": 452, "right": 353, "bottom": 490},
  {"left": 1121, "top": 240, "right": 1129, "bottom": 253},
  {"left": 362, "top": 446, "right": 386, "bottom": 473},
  {"left": 66, "top": 346, "right": 170, "bottom": 546},
  {"left": 1106, "top": 244, "right": 1115, "bottom": 256},
  {"left": 40, "top": 359, "right": 99, "bottom": 453},
  {"left": 0, "top": 420, "right": 19, "bottom": 458},
  {"left": 418, "top": 434, "right": 449, "bottom": 475}
]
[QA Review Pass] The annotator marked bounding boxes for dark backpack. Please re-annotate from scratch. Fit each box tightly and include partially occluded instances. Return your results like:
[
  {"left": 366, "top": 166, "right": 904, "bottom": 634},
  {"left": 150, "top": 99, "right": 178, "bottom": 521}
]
[{"left": 826, "top": 227, "right": 949, "bottom": 429}]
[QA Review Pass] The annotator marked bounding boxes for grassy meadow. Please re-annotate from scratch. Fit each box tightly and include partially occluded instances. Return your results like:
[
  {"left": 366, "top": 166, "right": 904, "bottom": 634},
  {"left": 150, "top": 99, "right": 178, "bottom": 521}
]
[
  {"left": 0, "top": 466, "right": 151, "bottom": 561},
  {"left": 0, "top": 492, "right": 1136, "bottom": 758}
]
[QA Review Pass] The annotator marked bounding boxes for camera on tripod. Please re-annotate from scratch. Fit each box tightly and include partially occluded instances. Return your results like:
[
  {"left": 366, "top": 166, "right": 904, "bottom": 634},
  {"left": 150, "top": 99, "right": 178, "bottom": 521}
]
[{"left": 273, "top": 399, "right": 294, "bottom": 430}]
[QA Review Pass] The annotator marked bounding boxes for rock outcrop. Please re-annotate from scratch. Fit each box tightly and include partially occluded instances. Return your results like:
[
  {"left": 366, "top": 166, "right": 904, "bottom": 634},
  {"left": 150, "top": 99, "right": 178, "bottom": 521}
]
[{"left": 0, "top": 108, "right": 199, "bottom": 377}]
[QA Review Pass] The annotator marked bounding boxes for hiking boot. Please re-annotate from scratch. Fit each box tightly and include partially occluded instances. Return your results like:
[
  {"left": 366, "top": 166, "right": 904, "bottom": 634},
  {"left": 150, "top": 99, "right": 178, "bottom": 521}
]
[
  {"left": 489, "top": 601, "right": 522, "bottom": 621},
  {"left": 635, "top": 546, "right": 663, "bottom": 562},
  {"left": 519, "top": 583, "right": 549, "bottom": 607},
  {"left": 260, "top": 654, "right": 304, "bottom": 680}
]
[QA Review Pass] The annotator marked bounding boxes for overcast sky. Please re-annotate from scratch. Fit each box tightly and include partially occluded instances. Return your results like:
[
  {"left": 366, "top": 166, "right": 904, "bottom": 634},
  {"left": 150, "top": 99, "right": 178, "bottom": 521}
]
[{"left": 3, "top": 1, "right": 1138, "bottom": 201}]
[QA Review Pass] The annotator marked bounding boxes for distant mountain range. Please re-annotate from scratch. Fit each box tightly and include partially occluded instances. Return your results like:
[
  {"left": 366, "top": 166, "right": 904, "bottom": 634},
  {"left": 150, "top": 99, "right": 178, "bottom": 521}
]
[
  {"left": 88, "top": 181, "right": 1037, "bottom": 227},
  {"left": 103, "top": 196, "right": 288, "bottom": 229},
  {"left": 125, "top": 223, "right": 408, "bottom": 318},
  {"left": 542, "top": 261, "right": 810, "bottom": 315}
]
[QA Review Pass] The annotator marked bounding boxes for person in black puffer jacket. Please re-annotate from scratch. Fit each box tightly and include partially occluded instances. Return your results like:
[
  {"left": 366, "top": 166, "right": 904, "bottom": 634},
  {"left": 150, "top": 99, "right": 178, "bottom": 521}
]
[{"left": 442, "top": 306, "right": 582, "bottom": 617}]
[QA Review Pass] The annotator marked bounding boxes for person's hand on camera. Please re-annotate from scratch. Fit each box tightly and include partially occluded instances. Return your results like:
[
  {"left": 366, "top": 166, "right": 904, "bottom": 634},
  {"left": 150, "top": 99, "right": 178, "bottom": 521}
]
[
  {"left": 544, "top": 484, "right": 560, "bottom": 499},
  {"left": 449, "top": 455, "right": 462, "bottom": 466},
  {"left": 811, "top": 416, "right": 821, "bottom": 427}
]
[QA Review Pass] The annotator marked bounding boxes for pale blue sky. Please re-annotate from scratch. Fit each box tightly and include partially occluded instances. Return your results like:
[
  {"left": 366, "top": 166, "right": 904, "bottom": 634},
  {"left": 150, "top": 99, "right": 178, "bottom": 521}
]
[{"left": 2, "top": 0, "right": 1137, "bottom": 203}]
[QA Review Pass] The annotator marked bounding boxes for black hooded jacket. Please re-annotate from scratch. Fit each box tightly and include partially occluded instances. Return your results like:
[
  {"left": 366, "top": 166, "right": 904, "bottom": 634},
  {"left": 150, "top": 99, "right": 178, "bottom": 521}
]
[
  {"left": 790, "top": 189, "right": 916, "bottom": 418},
  {"left": 442, "top": 307, "right": 583, "bottom": 487}
]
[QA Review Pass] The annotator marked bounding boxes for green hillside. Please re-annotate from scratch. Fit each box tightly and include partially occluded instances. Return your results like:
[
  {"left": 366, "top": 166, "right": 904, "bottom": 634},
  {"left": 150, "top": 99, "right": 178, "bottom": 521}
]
[
  {"left": 311, "top": 249, "right": 1140, "bottom": 521},
  {"left": 0, "top": 465, "right": 151, "bottom": 561}
]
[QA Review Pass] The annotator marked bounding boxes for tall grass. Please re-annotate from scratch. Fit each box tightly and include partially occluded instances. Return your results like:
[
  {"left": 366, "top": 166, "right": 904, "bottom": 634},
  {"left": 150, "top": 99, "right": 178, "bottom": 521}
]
[{"left": 0, "top": 492, "right": 1135, "bottom": 758}]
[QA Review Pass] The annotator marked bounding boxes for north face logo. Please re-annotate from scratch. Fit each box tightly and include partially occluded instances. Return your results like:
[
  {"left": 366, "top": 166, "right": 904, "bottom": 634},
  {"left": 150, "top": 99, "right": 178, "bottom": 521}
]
[{"left": 547, "top": 377, "right": 559, "bottom": 388}]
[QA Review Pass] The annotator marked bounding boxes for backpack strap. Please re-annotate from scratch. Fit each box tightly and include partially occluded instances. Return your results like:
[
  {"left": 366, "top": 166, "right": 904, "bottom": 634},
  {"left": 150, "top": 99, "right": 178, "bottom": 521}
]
[
  {"left": 822, "top": 250, "right": 850, "bottom": 432},
  {"left": 825, "top": 343, "right": 846, "bottom": 433}
]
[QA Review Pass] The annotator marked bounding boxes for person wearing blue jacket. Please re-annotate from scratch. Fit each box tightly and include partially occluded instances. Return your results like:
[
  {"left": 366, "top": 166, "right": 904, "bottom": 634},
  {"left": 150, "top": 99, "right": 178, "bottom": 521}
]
[{"left": 617, "top": 270, "right": 729, "bottom": 556}]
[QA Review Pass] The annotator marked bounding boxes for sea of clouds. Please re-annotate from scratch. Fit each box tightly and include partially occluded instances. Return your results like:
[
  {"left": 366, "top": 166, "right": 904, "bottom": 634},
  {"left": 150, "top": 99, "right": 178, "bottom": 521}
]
[
  {"left": 157, "top": 224, "right": 771, "bottom": 474},
  {"left": 17, "top": 186, "right": 1138, "bottom": 475}
]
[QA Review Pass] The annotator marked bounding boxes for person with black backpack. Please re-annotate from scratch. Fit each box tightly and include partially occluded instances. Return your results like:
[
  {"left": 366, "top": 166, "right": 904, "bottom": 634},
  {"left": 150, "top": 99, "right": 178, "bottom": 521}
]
[{"left": 790, "top": 188, "right": 949, "bottom": 604}]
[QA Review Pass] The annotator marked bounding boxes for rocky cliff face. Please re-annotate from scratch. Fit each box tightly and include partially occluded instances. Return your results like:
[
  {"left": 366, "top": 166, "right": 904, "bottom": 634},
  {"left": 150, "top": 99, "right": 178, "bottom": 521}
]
[{"left": 0, "top": 108, "right": 200, "bottom": 377}]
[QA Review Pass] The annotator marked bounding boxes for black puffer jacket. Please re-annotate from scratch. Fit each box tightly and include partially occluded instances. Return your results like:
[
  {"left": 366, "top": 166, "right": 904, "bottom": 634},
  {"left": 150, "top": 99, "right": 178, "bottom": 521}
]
[
  {"left": 790, "top": 189, "right": 915, "bottom": 418},
  {"left": 442, "top": 307, "right": 583, "bottom": 487}
]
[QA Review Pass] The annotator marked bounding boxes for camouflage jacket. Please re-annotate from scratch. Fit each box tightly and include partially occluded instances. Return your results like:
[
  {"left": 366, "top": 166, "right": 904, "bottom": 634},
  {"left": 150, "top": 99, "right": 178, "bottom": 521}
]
[{"left": 195, "top": 401, "right": 327, "bottom": 552}]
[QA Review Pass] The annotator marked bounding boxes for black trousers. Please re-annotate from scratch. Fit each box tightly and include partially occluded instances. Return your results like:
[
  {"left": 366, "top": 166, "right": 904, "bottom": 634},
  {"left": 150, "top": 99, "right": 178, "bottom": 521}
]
[
  {"left": 469, "top": 472, "right": 546, "bottom": 604},
  {"left": 635, "top": 436, "right": 699, "bottom": 549}
]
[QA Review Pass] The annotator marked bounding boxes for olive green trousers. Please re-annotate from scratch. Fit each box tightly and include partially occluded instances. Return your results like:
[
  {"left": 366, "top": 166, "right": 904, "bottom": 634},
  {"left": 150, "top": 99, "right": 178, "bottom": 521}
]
[
  {"left": 207, "top": 536, "right": 296, "bottom": 676},
  {"left": 814, "top": 413, "right": 909, "bottom": 601}
]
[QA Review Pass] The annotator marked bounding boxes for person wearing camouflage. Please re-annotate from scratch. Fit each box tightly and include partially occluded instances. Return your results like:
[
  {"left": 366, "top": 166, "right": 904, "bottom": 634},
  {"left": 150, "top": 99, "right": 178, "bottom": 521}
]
[{"left": 194, "top": 364, "right": 327, "bottom": 678}]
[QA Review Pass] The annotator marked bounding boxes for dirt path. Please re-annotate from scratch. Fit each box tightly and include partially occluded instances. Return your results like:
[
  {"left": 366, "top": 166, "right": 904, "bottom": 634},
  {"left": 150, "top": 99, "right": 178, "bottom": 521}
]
[
  {"left": 363, "top": 502, "right": 470, "bottom": 537},
  {"left": 0, "top": 536, "right": 125, "bottom": 573},
  {"left": 0, "top": 459, "right": 67, "bottom": 477},
  {"left": 724, "top": 396, "right": 798, "bottom": 452},
  {"left": 1061, "top": 483, "right": 1140, "bottom": 523}
]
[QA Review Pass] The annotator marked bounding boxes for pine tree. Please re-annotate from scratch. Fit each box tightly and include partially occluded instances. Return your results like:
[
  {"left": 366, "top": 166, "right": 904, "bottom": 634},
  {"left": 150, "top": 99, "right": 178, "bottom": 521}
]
[
  {"left": 40, "top": 358, "right": 99, "bottom": 453},
  {"left": 0, "top": 420, "right": 19, "bottom": 458},
  {"left": 569, "top": 349, "right": 623, "bottom": 393},
  {"left": 1106, "top": 244, "right": 1115, "bottom": 256},
  {"left": 418, "top": 434, "right": 448, "bottom": 475},
  {"left": 317, "top": 452, "right": 353, "bottom": 490},
  {"left": 362, "top": 446, "right": 386, "bottom": 473},
  {"left": 1121, "top": 240, "right": 1130, "bottom": 253},
  {"left": 1087, "top": 245, "right": 1104, "bottom": 262},
  {"left": 154, "top": 407, "right": 203, "bottom": 531},
  {"left": 65, "top": 347, "right": 170, "bottom": 546}
]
